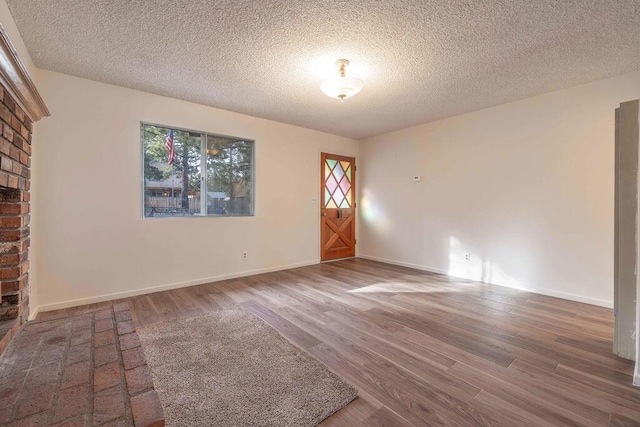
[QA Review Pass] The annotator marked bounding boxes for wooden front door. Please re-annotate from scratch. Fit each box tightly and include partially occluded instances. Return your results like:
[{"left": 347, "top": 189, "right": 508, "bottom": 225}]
[{"left": 321, "top": 153, "right": 356, "bottom": 261}]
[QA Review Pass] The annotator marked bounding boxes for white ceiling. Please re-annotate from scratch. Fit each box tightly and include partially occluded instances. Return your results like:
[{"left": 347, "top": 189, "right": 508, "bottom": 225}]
[{"left": 6, "top": 0, "right": 640, "bottom": 139}]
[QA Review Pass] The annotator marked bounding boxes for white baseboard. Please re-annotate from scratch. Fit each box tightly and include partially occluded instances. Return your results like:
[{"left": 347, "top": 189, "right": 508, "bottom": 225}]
[
  {"left": 358, "top": 254, "right": 613, "bottom": 308},
  {"left": 28, "top": 306, "right": 39, "bottom": 321},
  {"left": 36, "top": 259, "right": 319, "bottom": 313}
]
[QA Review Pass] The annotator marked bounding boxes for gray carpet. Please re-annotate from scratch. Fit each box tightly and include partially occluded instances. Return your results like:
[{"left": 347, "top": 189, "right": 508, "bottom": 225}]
[{"left": 137, "top": 307, "right": 357, "bottom": 427}]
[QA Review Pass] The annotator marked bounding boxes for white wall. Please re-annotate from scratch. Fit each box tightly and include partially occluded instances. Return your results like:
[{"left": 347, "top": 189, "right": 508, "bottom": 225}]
[
  {"left": 0, "top": 0, "right": 40, "bottom": 318},
  {"left": 359, "top": 71, "right": 640, "bottom": 308},
  {"left": 0, "top": 0, "right": 35, "bottom": 77},
  {"left": 33, "top": 70, "right": 358, "bottom": 311}
]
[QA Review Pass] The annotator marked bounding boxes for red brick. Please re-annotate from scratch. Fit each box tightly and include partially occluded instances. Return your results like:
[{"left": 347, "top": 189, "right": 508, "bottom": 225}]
[
  {"left": 70, "top": 328, "right": 91, "bottom": 346},
  {"left": 60, "top": 360, "right": 90, "bottom": 389},
  {"left": 94, "top": 308, "right": 112, "bottom": 320},
  {"left": 0, "top": 230, "right": 20, "bottom": 242},
  {"left": 119, "top": 333, "right": 141, "bottom": 351},
  {"left": 95, "top": 317, "right": 114, "bottom": 333},
  {"left": 15, "top": 380, "right": 56, "bottom": 419},
  {"left": 19, "top": 125, "right": 28, "bottom": 140},
  {"left": 0, "top": 266, "right": 20, "bottom": 279},
  {"left": 94, "top": 329, "right": 115, "bottom": 348},
  {"left": 115, "top": 310, "right": 132, "bottom": 322},
  {"left": 0, "top": 202, "right": 27, "bottom": 214},
  {"left": 94, "top": 362, "right": 121, "bottom": 393},
  {"left": 7, "top": 174, "right": 17, "bottom": 189},
  {"left": 0, "top": 376, "right": 23, "bottom": 407},
  {"left": 10, "top": 116, "right": 20, "bottom": 133},
  {"left": 122, "top": 346, "right": 146, "bottom": 370},
  {"left": 3, "top": 95, "right": 15, "bottom": 112},
  {"left": 71, "top": 315, "right": 92, "bottom": 332},
  {"left": 11, "top": 161, "right": 20, "bottom": 175},
  {"left": 52, "top": 382, "right": 91, "bottom": 423},
  {"left": 0, "top": 155, "right": 11, "bottom": 172},
  {"left": 116, "top": 320, "right": 135, "bottom": 336},
  {"left": 0, "top": 216, "right": 22, "bottom": 228},
  {"left": 9, "top": 145, "right": 18, "bottom": 161},
  {"left": 0, "top": 138, "right": 10, "bottom": 156},
  {"left": 24, "top": 117, "right": 32, "bottom": 134},
  {"left": 14, "top": 106, "right": 24, "bottom": 123},
  {"left": 94, "top": 385, "right": 126, "bottom": 425},
  {"left": 2, "top": 125, "right": 12, "bottom": 142},
  {"left": 65, "top": 341, "right": 91, "bottom": 365},
  {"left": 94, "top": 343, "right": 118, "bottom": 367},
  {"left": 19, "top": 260, "right": 28, "bottom": 276},
  {"left": 125, "top": 364, "right": 154, "bottom": 396},
  {"left": 0, "top": 253, "right": 19, "bottom": 266},
  {"left": 131, "top": 390, "right": 165, "bottom": 427},
  {"left": 0, "top": 104, "right": 11, "bottom": 124}
]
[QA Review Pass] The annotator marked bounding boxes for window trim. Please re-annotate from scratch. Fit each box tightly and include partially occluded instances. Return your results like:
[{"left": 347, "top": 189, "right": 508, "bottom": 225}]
[{"left": 140, "top": 121, "right": 256, "bottom": 219}]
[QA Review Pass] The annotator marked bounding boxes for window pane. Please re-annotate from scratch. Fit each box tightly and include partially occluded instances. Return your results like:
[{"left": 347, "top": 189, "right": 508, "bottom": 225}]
[
  {"left": 142, "top": 123, "right": 254, "bottom": 218},
  {"left": 143, "top": 125, "right": 201, "bottom": 217},
  {"left": 206, "top": 135, "right": 253, "bottom": 216}
]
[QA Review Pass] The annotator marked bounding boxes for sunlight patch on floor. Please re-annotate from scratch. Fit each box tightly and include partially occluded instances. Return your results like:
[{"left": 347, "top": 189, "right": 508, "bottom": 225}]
[{"left": 348, "top": 281, "right": 472, "bottom": 293}]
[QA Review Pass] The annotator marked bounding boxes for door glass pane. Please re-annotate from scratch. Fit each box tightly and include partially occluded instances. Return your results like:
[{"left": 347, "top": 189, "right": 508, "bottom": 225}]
[
  {"left": 339, "top": 176, "right": 350, "bottom": 195},
  {"left": 333, "top": 162, "right": 344, "bottom": 182},
  {"left": 345, "top": 165, "right": 351, "bottom": 181},
  {"left": 333, "top": 187, "right": 345, "bottom": 207},
  {"left": 327, "top": 159, "right": 338, "bottom": 170},
  {"left": 340, "top": 161, "right": 351, "bottom": 174},
  {"left": 326, "top": 174, "right": 338, "bottom": 194}
]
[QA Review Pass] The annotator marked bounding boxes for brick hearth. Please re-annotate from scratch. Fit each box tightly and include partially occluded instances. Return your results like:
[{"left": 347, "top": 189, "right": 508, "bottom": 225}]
[{"left": 0, "top": 303, "right": 165, "bottom": 426}]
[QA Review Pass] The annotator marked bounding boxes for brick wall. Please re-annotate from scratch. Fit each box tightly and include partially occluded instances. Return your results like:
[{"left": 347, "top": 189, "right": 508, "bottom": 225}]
[{"left": 0, "top": 86, "right": 32, "bottom": 354}]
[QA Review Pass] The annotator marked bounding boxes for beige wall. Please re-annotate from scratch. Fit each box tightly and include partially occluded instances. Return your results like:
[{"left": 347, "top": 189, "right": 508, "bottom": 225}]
[
  {"left": 359, "top": 71, "right": 640, "bottom": 307},
  {"left": 33, "top": 69, "right": 358, "bottom": 310},
  {"left": 0, "top": 0, "right": 40, "bottom": 318}
]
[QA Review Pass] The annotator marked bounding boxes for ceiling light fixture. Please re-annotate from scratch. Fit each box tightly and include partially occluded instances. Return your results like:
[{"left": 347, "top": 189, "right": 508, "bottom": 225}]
[{"left": 320, "top": 59, "right": 363, "bottom": 102}]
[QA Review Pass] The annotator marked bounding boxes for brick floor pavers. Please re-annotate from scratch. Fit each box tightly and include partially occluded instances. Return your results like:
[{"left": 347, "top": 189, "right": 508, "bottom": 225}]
[{"left": 0, "top": 303, "right": 165, "bottom": 426}]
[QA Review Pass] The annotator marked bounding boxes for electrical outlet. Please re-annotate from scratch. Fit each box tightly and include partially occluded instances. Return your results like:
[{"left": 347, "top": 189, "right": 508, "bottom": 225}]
[
  {"left": 464, "top": 253, "right": 471, "bottom": 262},
  {"left": 242, "top": 251, "right": 248, "bottom": 260}
]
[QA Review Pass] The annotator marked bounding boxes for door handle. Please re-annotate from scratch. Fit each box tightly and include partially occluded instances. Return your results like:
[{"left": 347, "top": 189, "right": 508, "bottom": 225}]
[{"left": 322, "top": 212, "right": 327, "bottom": 217}]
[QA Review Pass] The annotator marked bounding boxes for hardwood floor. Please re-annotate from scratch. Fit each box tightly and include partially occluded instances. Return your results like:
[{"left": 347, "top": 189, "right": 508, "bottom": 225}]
[{"left": 41, "top": 258, "right": 640, "bottom": 426}]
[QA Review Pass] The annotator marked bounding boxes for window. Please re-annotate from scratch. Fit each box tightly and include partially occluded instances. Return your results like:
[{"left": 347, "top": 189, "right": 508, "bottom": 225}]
[{"left": 142, "top": 123, "right": 254, "bottom": 218}]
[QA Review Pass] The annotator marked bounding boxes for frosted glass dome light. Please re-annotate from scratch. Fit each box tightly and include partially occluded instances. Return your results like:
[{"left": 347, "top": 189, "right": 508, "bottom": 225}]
[{"left": 320, "top": 59, "right": 364, "bottom": 102}]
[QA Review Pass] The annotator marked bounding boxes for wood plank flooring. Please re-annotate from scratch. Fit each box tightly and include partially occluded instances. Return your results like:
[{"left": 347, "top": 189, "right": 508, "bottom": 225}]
[{"left": 39, "top": 258, "right": 640, "bottom": 426}]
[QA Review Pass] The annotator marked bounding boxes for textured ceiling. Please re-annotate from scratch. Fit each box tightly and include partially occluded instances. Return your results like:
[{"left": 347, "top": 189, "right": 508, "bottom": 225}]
[{"left": 6, "top": 0, "right": 640, "bottom": 139}]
